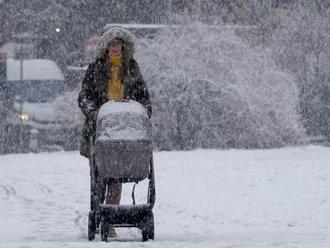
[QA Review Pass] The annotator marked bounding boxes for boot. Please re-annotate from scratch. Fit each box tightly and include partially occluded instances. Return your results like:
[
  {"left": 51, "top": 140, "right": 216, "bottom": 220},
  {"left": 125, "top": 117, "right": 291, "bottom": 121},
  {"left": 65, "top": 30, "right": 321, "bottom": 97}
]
[
  {"left": 105, "top": 182, "right": 122, "bottom": 237},
  {"left": 108, "top": 225, "right": 117, "bottom": 237}
]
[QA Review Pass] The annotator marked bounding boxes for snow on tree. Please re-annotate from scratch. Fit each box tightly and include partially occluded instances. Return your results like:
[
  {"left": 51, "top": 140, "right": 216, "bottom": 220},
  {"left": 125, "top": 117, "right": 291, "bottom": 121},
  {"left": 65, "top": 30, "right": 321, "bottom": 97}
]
[
  {"left": 136, "top": 22, "right": 305, "bottom": 150},
  {"left": 264, "top": 5, "right": 330, "bottom": 142}
]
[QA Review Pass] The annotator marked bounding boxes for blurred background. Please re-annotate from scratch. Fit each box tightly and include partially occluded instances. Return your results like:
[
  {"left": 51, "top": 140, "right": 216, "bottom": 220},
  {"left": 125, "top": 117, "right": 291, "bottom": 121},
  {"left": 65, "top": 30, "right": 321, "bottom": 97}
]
[{"left": 0, "top": 0, "right": 329, "bottom": 153}]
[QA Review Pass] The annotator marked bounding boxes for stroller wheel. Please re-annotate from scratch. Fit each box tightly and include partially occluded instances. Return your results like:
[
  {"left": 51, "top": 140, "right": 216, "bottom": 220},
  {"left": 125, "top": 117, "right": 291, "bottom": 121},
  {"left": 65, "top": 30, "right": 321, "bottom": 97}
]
[
  {"left": 141, "top": 212, "right": 154, "bottom": 242},
  {"left": 88, "top": 211, "right": 96, "bottom": 241}
]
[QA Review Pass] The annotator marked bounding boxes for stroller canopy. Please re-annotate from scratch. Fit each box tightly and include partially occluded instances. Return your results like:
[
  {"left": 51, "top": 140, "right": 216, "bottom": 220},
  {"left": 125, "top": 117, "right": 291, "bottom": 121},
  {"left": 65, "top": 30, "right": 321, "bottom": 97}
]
[{"left": 96, "top": 101, "right": 151, "bottom": 141}]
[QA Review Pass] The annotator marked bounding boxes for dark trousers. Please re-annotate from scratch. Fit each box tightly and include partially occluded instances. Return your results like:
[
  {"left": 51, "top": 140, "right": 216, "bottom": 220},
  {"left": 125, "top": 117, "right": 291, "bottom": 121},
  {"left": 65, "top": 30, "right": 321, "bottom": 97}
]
[{"left": 96, "top": 181, "right": 122, "bottom": 204}]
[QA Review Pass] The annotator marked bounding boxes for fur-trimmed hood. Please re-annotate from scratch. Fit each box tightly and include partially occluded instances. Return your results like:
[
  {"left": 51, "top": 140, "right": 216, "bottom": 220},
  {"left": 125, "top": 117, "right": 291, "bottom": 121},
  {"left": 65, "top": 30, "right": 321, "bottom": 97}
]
[{"left": 95, "top": 26, "right": 135, "bottom": 61}]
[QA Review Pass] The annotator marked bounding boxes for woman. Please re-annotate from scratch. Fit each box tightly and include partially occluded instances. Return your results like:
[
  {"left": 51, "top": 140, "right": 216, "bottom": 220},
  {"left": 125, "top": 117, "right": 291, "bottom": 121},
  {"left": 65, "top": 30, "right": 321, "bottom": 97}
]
[{"left": 78, "top": 27, "right": 152, "bottom": 237}]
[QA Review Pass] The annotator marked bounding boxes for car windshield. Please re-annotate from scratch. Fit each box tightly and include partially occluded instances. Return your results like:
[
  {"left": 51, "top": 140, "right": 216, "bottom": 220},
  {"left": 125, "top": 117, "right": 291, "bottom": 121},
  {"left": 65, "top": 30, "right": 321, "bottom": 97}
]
[
  {"left": 4, "top": 58, "right": 66, "bottom": 103},
  {"left": 6, "top": 80, "right": 66, "bottom": 103}
]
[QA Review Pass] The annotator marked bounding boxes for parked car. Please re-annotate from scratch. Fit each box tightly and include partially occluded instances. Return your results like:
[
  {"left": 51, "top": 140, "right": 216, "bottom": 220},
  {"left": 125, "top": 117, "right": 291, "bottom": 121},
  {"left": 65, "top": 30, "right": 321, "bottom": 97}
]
[{"left": 0, "top": 58, "right": 82, "bottom": 153}]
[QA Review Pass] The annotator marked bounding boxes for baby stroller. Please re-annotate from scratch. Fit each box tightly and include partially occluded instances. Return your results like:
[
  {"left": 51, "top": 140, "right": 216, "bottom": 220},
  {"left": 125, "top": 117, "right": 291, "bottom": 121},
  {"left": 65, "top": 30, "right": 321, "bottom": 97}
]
[{"left": 87, "top": 101, "right": 155, "bottom": 242}]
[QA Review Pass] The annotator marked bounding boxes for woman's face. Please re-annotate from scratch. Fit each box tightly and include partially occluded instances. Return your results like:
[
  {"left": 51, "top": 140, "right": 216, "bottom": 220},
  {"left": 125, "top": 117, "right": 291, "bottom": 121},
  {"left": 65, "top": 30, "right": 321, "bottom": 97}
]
[{"left": 108, "top": 40, "right": 123, "bottom": 57}]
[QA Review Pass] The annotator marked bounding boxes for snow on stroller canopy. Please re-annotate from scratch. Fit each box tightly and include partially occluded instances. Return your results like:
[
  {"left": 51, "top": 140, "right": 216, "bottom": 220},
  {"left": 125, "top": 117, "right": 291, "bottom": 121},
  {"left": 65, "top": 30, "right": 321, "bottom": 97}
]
[{"left": 96, "top": 101, "right": 151, "bottom": 141}]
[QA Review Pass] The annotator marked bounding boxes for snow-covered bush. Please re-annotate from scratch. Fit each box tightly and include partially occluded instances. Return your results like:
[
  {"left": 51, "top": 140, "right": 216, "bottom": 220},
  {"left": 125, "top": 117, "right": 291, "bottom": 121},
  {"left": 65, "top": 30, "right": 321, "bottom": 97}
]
[{"left": 136, "top": 22, "right": 305, "bottom": 150}]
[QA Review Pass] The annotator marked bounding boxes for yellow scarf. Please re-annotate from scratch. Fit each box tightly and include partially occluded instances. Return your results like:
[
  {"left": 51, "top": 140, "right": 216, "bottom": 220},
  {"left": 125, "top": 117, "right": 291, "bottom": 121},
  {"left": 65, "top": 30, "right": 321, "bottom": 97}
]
[{"left": 107, "top": 55, "right": 124, "bottom": 101}]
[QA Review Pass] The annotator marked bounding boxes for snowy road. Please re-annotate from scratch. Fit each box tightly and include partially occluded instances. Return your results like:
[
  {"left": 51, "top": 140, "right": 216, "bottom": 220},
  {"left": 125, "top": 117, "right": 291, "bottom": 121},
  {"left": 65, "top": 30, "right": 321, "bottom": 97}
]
[{"left": 0, "top": 145, "right": 329, "bottom": 247}]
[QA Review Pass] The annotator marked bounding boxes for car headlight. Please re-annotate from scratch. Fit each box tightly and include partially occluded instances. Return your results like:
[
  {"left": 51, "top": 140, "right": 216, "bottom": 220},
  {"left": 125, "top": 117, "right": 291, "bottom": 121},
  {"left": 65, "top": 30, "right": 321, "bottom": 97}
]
[{"left": 18, "top": 113, "right": 30, "bottom": 121}]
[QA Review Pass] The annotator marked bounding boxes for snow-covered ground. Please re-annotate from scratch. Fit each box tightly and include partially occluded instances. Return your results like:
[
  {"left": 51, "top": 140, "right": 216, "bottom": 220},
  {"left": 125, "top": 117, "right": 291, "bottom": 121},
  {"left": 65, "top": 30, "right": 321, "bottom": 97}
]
[{"left": 0, "top": 145, "right": 329, "bottom": 247}]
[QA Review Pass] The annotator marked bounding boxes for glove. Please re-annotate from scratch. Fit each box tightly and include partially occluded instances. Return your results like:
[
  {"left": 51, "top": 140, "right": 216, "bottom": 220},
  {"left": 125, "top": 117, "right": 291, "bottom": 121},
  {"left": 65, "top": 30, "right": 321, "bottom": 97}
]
[
  {"left": 87, "top": 119, "right": 95, "bottom": 136},
  {"left": 81, "top": 99, "right": 97, "bottom": 120},
  {"left": 88, "top": 110, "right": 98, "bottom": 120}
]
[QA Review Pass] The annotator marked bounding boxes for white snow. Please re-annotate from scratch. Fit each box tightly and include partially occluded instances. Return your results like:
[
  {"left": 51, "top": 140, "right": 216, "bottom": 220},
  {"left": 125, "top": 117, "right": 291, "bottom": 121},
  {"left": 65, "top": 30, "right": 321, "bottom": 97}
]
[
  {"left": 0, "top": 145, "right": 329, "bottom": 247},
  {"left": 97, "top": 101, "right": 148, "bottom": 119},
  {"left": 6, "top": 58, "right": 65, "bottom": 81},
  {"left": 96, "top": 101, "right": 151, "bottom": 140}
]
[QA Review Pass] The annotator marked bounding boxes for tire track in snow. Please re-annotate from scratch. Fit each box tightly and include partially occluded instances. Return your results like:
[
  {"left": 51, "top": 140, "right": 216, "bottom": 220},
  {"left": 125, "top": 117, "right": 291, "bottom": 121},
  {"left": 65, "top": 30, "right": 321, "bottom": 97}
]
[
  {"left": 73, "top": 210, "right": 87, "bottom": 237},
  {"left": 160, "top": 202, "right": 218, "bottom": 223},
  {"left": 37, "top": 183, "right": 53, "bottom": 195},
  {"left": 0, "top": 181, "right": 48, "bottom": 203},
  {"left": 0, "top": 185, "right": 17, "bottom": 198}
]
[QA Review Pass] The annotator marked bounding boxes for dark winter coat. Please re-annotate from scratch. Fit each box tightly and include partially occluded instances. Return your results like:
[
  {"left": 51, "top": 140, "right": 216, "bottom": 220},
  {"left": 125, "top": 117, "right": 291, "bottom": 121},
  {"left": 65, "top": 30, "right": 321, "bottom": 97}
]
[{"left": 78, "top": 57, "right": 152, "bottom": 119}]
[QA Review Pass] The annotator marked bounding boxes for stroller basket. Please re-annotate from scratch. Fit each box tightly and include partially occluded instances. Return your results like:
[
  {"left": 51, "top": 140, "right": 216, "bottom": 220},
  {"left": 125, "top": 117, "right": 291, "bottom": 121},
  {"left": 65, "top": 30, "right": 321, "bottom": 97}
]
[
  {"left": 95, "top": 140, "right": 152, "bottom": 182},
  {"left": 94, "top": 101, "right": 152, "bottom": 182}
]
